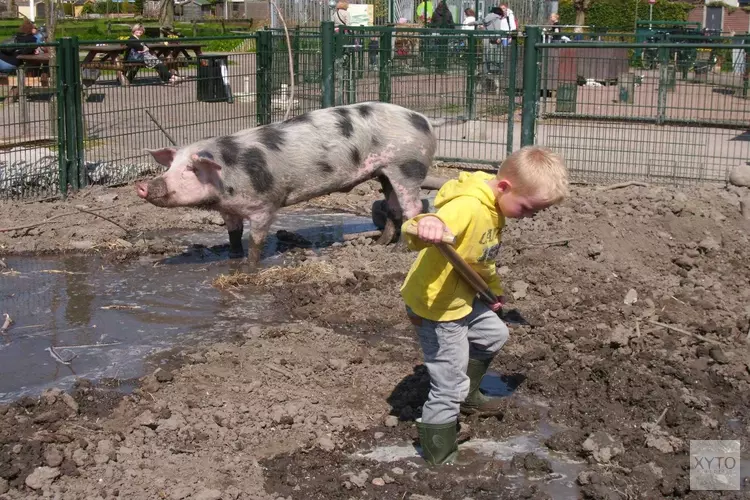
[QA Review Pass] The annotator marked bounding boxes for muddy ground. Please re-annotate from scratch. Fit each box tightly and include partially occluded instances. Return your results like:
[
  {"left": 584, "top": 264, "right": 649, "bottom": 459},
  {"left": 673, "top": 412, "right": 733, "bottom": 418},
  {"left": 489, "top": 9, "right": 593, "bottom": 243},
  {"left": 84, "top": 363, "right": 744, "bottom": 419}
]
[{"left": 1, "top": 172, "right": 749, "bottom": 500}]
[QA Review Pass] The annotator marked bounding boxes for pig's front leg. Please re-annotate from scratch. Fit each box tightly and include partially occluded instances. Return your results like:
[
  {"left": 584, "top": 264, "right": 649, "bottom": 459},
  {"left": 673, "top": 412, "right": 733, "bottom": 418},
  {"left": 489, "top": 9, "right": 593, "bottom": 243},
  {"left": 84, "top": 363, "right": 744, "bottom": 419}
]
[{"left": 221, "top": 212, "right": 245, "bottom": 259}]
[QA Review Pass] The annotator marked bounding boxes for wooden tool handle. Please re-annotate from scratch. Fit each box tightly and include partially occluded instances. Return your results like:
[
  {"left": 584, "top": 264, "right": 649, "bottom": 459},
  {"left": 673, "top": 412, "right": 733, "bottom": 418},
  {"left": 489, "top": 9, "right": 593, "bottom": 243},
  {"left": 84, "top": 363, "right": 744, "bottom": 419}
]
[
  {"left": 403, "top": 222, "right": 456, "bottom": 245},
  {"left": 402, "top": 221, "right": 499, "bottom": 305}
]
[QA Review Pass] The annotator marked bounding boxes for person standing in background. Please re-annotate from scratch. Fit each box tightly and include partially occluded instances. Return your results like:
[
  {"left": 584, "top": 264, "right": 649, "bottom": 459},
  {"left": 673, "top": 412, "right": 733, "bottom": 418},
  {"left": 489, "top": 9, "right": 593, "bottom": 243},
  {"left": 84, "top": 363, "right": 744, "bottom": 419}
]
[{"left": 462, "top": 8, "right": 476, "bottom": 30}]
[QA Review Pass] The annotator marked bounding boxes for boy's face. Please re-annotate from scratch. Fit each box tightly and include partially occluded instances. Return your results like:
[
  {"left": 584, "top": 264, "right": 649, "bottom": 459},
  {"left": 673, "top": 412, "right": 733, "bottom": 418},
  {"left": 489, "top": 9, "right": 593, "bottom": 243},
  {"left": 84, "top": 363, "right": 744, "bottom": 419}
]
[{"left": 495, "top": 180, "right": 553, "bottom": 218}]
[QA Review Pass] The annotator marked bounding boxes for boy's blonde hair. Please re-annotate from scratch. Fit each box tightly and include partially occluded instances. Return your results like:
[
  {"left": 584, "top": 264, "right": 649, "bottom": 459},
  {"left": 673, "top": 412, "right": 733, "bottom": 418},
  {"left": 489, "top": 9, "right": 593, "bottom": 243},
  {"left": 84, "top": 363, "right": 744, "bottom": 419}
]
[{"left": 498, "top": 146, "right": 569, "bottom": 203}]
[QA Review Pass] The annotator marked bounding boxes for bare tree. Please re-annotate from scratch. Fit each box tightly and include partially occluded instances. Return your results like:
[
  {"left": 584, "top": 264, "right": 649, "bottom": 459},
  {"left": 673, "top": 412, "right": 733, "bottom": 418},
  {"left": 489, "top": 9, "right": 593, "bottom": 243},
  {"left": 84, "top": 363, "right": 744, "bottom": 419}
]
[{"left": 573, "top": 0, "right": 592, "bottom": 26}]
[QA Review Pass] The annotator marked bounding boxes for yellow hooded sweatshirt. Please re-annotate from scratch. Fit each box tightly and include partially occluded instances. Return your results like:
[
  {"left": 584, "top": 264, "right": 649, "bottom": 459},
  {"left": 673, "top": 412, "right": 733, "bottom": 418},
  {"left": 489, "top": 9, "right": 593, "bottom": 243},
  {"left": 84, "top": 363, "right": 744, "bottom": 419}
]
[{"left": 400, "top": 171, "right": 505, "bottom": 322}]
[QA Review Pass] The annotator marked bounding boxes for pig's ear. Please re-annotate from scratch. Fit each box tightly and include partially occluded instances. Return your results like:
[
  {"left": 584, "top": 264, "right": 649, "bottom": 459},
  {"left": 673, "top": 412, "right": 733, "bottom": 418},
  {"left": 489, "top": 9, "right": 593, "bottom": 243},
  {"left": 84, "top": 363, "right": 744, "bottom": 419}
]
[
  {"left": 190, "top": 153, "right": 223, "bottom": 172},
  {"left": 146, "top": 148, "right": 177, "bottom": 167}
]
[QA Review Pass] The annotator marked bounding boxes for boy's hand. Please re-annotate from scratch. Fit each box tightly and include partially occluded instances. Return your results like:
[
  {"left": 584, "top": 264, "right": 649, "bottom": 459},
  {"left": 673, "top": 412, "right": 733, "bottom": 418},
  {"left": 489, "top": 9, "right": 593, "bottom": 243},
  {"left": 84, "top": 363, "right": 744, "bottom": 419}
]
[
  {"left": 416, "top": 216, "right": 448, "bottom": 244},
  {"left": 489, "top": 296, "right": 505, "bottom": 312}
]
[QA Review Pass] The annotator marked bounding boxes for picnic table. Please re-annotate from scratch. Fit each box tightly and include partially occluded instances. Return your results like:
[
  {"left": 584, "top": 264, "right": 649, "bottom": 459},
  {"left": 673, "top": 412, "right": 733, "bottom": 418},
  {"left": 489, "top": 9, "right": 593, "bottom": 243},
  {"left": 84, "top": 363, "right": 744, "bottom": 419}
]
[
  {"left": 80, "top": 42, "right": 204, "bottom": 86},
  {"left": 15, "top": 53, "right": 51, "bottom": 135}
]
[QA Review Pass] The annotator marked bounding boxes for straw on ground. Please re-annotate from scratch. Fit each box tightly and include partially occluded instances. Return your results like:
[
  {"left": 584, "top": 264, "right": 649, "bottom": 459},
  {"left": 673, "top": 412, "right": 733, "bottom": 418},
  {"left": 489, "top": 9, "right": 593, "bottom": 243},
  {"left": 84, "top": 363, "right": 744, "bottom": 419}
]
[{"left": 213, "top": 261, "right": 336, "bottom": 289}]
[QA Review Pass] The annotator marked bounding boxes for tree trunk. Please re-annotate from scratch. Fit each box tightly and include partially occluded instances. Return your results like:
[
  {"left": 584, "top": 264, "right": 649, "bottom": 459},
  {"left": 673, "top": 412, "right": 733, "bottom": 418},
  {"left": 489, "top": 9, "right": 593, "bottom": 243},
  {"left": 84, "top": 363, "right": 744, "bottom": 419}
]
[
  {"left": 575, "top": 9, "right": 585, "bottom": 26},
  {"left": 159, "top": 0, "right": 175, "bottom": 32}
]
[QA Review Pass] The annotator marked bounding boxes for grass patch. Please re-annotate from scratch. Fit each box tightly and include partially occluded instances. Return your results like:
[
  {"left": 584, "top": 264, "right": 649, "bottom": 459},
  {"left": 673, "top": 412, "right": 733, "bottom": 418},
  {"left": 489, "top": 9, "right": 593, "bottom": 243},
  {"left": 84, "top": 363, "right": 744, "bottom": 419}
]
[{"left": 213, "top": 261, "right": 336, "bottom": 289}]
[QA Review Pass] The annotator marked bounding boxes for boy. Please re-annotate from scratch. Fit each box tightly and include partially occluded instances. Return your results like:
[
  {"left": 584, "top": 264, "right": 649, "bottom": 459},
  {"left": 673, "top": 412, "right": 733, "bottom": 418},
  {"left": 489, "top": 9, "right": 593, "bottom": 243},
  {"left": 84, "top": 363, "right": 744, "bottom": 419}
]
[{"left": 400, "top": 146, "right": 569, "bottom": 465}]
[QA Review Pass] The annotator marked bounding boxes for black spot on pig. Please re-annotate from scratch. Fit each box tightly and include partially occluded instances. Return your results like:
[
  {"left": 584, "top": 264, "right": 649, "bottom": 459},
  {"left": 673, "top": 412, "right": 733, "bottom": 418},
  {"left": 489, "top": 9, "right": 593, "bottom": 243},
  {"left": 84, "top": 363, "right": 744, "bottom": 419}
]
[
  {"left": 226, "top": 186, "right": 235, "bottom": 196},
  {"left": 350, "top": 148, "right": 361, "bottom": 166},
  {"left": 258, "top": 126, "right": 286, "bottom": 152},
  {"left": 399, "top": 160, "right": 428, "bottom": 180},
  {"left": 358, "top": 104, "right": 374, "bottom": 118},
  {"left": 218, "top": 136, "right": 241, "bottom": 165},
  {"left": 317, "top": 161, "right": 334, "bottom": 174},
  {"left": 334, "top": 108, "right": 354, "bottom": 138},
  {"left": 240, "top": 147, "right": 275, "bottom": 192},
  {"left": 285, "top": 113, "right": 312, "bottom": 125},
  {"left": 409, "top": 113, "right": 431, "bottom": 134}
]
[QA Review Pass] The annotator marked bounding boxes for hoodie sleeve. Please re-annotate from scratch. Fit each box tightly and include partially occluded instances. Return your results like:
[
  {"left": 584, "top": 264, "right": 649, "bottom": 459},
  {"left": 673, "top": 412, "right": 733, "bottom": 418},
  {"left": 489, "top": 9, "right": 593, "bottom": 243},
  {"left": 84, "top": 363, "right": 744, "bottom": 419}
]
[
  {"left": 401, "top": 197, "right": 477, "bottom": 252},
  {"left": 485, "top": 264, "right": 504, "bottom": 297}
]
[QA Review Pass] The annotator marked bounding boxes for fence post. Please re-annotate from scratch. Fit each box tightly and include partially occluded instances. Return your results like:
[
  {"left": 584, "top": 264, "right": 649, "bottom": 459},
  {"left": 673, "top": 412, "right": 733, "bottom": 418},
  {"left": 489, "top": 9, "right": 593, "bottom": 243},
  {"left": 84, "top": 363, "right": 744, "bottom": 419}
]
[
  {"left": 71, "top": 36, "right": 86, "bottom": 189},
  {"left": 321, "top": 21, "right": 335, "bottom": 108},
  {"left": 60, "top": 37, "right": 80, "bottom": 192},
  {"left": 506, "top": 37, "right": 519, "bottom": 155},
  {"left": 256, "top": 30, "right": 273, "bottom": 126},
  {"left": 379, "top": 27, "right": 393, "bottom": 103},
  {"left": 520, "top": 26, "right": 541, "bottom": 147},
  {"left": 56, "top": 39, "right": 68, "bottom": 196},
  {"left": 465, "top": 32, "right": 476, "bottom": 120},
  {"left": 656, "top": 45, "right": 668, "bottom": 125},
  {"left": 743, "top": 46, "right": 749, "bottom": 98}
]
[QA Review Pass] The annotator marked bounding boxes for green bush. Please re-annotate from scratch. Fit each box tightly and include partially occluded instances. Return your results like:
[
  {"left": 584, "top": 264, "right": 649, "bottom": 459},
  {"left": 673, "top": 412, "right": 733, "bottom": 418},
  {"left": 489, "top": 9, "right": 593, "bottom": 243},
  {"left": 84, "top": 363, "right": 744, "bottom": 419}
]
[{"left": 558, "top": 0, "right": 693, "bottom": 31}]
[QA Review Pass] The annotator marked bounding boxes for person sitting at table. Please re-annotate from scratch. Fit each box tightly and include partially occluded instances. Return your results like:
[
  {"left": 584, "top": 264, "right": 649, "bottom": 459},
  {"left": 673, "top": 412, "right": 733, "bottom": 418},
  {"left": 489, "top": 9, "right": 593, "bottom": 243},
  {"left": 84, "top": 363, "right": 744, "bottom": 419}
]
[
  {"left": 126, "top": 24, "right": 183, "bottom": 85},
  {"left": 0, "top": 20, "right": 41, "bottom": 73}
]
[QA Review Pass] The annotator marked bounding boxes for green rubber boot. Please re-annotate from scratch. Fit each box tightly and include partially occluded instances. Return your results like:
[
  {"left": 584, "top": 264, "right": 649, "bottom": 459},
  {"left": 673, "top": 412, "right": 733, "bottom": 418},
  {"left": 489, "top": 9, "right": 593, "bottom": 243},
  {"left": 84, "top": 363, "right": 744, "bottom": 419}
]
[
  {"left": 460, "top": 358, "right": 504, "bottom": 417},
  {"left": 416, "top": 419, "right": 458, "bottom": 465}
]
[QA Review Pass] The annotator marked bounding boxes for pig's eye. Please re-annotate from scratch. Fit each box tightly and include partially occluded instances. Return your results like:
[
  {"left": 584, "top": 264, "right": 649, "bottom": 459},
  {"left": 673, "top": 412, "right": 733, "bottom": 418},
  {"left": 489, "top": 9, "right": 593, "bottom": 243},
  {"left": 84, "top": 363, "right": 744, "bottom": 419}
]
[{"left": 185, "top": 163, "right": 196, "bottom": 172}]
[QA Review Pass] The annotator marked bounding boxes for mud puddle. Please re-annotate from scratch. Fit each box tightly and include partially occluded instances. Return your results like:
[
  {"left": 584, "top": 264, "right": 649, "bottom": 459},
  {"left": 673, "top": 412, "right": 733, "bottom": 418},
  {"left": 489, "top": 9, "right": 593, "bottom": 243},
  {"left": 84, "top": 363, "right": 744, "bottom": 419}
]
[
  {"left": 264, "top": 373, "right": 582, "bottom": 499},
  {"left": 0, "top": 211, "right": 376, "bottom": 402}
]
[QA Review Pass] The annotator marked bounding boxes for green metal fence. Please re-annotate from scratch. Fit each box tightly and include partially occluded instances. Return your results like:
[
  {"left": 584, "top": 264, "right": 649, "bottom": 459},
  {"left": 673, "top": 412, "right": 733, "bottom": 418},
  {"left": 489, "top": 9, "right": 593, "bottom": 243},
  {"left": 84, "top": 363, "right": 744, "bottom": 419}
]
[
  {"left": 2, "top": 24, "right": 750, "bottom": 201},
  {"left": 0, "top": 41, "right": 65, "bottom": 200},
  {"left": 534, "top": 33, "right": 750, "bottom": 185}
]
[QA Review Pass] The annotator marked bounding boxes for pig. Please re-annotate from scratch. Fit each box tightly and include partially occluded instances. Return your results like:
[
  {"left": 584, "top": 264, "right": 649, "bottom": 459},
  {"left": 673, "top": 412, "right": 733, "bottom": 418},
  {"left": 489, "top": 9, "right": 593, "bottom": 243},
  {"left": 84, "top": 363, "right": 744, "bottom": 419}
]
[{"left": 136, "top": 102, "right": 437, "bottom": 263}]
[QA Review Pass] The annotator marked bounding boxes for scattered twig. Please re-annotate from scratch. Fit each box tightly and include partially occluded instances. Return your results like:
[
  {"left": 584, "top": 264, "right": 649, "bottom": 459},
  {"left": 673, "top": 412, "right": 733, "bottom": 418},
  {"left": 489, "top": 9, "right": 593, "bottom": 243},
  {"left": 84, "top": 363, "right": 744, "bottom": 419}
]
[
  {"left": 0, "top": 202, "right": 137, "bottom": 233},
  {"left": 745, "top": 324, "right": 750, "bottom": 344},
  {"left": 599, "top": 181, "right": 648, "bottom": 191},
  {"left": 100, "top": 304, "right": 142, "bottom": 311},
  {"left": 648, "top": 320, "right": 722, "bottom": 346},
  {"left": 653, "top": 407, "right": 668, "bottom": 427},
  {"left": 266, "top": 363, "right": 297, "bottom": 381},
  {"left": 38, "top": 270, "right": 87, "bottom": 275},
  {"left": 1, "top": 313, "right": 12, "bottom": 332},
  {"left": 45, "top": 346, "right": 77, "bottom": 365},
  {"left": 269, "top": 0, "right": 295, "bottom": 121},
  {"left": 635, "top": 319, "right": 641, "bottom": 338},
  {"left": 56, "top": 342, "right": 122, "bottom": 349},
  {"left": 73, "top": 205, "right": 128, "bottom": 233},
  {"left": 516, "top": 238, "right": 574, "bottom": 250},
  {"left": 144, "top": 109, "right": 177, "bottom": 146},
  {"left": 670, "top": 295, "right": 687, "bottom": 306},
  {"left": 343, "top": 230, "right": 383, "bottom": 241}
]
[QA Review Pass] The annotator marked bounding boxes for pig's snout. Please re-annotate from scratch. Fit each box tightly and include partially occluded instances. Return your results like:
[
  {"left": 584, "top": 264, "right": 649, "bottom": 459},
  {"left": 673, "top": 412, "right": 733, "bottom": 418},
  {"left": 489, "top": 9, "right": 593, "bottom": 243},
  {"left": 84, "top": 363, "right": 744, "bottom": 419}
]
[{"left": 136, "top": 178, "right": 170, "bottom": 205}]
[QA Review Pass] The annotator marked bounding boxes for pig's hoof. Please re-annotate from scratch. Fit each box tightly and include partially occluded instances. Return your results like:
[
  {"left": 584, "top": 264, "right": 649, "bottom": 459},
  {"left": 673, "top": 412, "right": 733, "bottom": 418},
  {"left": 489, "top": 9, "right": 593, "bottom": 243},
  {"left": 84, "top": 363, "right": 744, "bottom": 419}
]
[{"left": 376, "top": 218, "right": 400, "bottom": 245}]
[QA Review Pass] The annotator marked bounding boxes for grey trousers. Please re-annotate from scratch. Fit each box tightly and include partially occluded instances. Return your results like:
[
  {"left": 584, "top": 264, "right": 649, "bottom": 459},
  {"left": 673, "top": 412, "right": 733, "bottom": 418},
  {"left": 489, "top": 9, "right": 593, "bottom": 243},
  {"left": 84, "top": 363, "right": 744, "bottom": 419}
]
[{"left": 407, "top": 299, "right": 509, "bottom": 425}]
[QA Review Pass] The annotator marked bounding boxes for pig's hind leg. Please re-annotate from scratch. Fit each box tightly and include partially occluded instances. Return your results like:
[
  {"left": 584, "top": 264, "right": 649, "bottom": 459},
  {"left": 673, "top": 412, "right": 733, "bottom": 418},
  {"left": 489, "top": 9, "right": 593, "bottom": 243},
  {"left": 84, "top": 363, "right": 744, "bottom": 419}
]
[
  {"left": 221, "top": 212, "right": 245, "bottom": 259},
  {"left": 375, "top": 163, "right": 426, "bottom": 245}
]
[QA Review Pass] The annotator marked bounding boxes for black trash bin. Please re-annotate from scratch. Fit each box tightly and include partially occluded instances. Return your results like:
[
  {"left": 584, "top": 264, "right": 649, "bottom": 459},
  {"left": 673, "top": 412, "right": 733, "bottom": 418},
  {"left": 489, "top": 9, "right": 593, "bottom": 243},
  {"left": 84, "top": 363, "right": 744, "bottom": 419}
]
[{"left": 197, "top": 54, "right": 233, "bottom": 103}]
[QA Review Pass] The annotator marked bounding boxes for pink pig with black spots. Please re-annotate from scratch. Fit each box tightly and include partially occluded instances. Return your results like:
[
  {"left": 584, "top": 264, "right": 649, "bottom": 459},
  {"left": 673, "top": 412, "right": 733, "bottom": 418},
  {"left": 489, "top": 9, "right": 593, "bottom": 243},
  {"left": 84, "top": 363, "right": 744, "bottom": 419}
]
[{"left": 137, "top": 102, "right": 437, "bottom": 263}]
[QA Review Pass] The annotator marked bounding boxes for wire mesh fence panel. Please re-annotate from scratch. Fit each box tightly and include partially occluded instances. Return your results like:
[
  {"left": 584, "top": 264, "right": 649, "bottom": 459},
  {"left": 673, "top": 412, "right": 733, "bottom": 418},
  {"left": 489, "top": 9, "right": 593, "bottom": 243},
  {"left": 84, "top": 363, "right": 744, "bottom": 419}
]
[
  {"left": 79, "top": 36, "right": 259, "bottom": 187},
  {"left": 536, "top": 40, "right": 750, "bottom": 185},
  {"left": 268, "top": 30, "right": 324, "bottom": 122},
  {"left": 0, "top": 42, "right": 62, "bottom": 201},
  {"left": 334, "top": 27, "right": 520, "bottom": 165}
]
